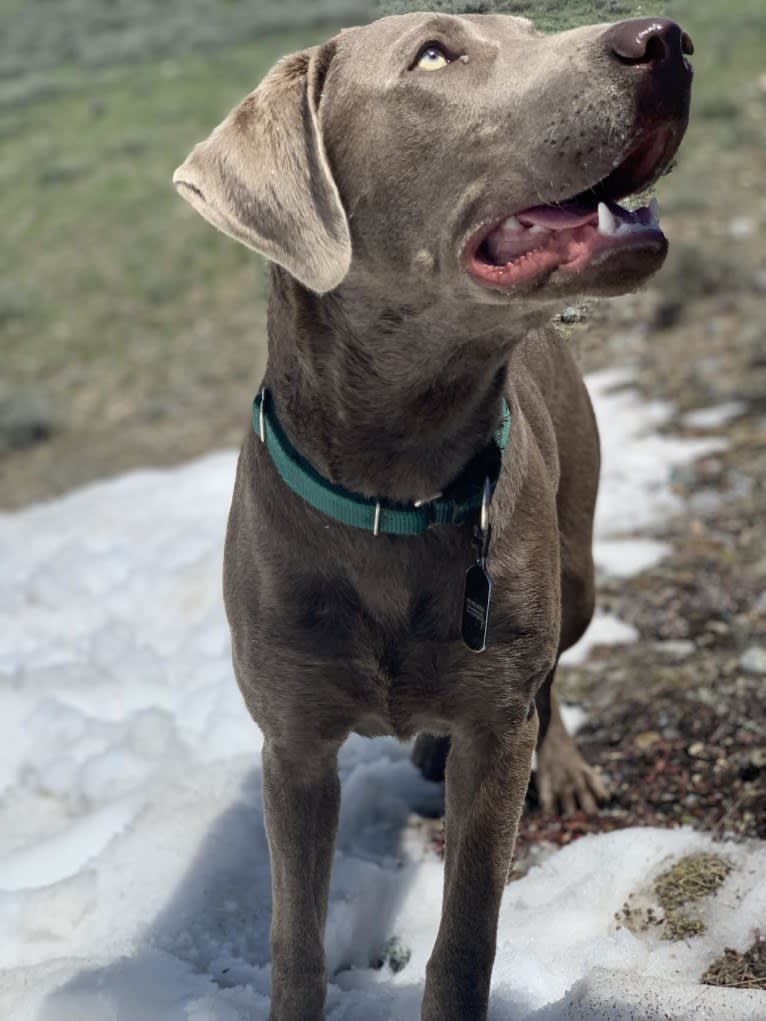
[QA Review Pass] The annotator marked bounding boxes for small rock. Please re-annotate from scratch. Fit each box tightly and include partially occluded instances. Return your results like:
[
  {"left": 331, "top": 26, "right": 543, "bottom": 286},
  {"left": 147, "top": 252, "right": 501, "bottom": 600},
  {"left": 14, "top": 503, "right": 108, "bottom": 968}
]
[
  {"left": 689, "top": 490, "right": 723, "bottom": 515},
  {"left": 728, "top": 216, "right": 755, "bottom": 239},
  {"left": 653, "top": 640, "right": 695, "bottom": 661},
  {"left": 740, "top": 756, "right": 764, "bottom": 782},
  {"left": 559, "top": 305, "right": 586, "bottom": 324},
  {"left": 688, "top": 742, "right": 706, "bottom": 758},
  {"left": 0, "top": 395, "right": 55, "bottom": 453},
  {"left": 653, "top": 300, "right": 683, "bottom": 330},
  {"left": 380, "top": 936, "right": 411, "bottom": 974},
  {"left": 635, "top": 731, "right": 661, "bottom": 751},
  {"left": 740, "top": 647, "right": 766, "bottom": 675},
  {"left": 706, "top": 621, "right": 730, "bottom": 636},
  {"left": 670, "top": 464, "right": 697, "bottom": 488}
]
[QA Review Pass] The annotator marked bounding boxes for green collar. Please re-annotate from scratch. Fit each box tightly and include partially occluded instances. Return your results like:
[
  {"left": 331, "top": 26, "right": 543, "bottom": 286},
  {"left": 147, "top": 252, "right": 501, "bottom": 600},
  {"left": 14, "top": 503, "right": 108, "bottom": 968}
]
[{"left": 252, "top": 389, "right": 511, "bottom": 537}]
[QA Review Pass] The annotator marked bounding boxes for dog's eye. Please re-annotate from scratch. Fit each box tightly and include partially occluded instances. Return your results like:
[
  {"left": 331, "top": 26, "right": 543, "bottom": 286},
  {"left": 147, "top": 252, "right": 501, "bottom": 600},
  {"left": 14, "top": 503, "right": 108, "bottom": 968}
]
[{"left": 414, "top": 43, "right": 451, "bottom": 72}]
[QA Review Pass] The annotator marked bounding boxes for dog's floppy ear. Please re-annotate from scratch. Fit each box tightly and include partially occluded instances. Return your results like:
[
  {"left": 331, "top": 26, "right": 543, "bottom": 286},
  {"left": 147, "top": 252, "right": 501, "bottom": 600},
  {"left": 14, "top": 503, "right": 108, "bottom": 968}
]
[{"left": 173, "top": 43, "right": 351, "bottom": 294}]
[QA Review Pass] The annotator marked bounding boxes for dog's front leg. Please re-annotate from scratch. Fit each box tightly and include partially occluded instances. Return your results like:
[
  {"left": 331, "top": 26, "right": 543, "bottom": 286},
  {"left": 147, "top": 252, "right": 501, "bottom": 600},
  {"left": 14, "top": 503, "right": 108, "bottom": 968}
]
[
  {"left": 421, "top": 712, "right": 538, "bottom": 1021},
  {"left": 262, "top": 738, "right": 341, "bottom": 1021}
]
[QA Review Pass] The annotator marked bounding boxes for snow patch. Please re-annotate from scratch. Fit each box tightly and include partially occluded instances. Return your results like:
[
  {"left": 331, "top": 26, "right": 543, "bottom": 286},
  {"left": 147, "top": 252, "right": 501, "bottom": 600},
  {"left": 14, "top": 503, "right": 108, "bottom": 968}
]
[
  {"left": 559, "top": 613, "right": 638, "bottom": 666},
  {"left": 682, "top": 401, "right": 746, "bottom": 430},
  {"left": 0, "top": 794, "right": 144, "bottom": 892},
  {"left": 588, "top": 368, "right": 724, "bottom": 548},
  {"left": 0, "top": 373, "right": 759, "bottom": 1019}
]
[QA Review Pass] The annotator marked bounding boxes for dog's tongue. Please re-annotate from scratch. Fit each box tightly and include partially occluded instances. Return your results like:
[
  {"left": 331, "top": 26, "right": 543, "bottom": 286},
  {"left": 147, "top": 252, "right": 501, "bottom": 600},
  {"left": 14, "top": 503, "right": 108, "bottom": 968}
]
[
  {"left": 517, "top": 203, "right": 597, "bottom": 229},
  {"left": 483, "top": 202, "right": 601, "bottom": 264}
]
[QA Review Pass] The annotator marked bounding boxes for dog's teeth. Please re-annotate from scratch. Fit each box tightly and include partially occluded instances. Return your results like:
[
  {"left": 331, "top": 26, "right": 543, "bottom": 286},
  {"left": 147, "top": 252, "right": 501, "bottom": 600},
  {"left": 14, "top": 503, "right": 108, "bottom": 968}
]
[
  {"left": 502, "top": 216, "right": 522, "bottom": 231},
  {"left": 528, "top": 225, "right": 547, "bottom": 234},
  {"left": 615, "top": 219, "right": 646, "bottom": 235},
  {"left": 649, "top": 197, "right": 660, "bottom": 223},
  {"left": 597, "top": 201, "right": 617, "bottom": 236}
]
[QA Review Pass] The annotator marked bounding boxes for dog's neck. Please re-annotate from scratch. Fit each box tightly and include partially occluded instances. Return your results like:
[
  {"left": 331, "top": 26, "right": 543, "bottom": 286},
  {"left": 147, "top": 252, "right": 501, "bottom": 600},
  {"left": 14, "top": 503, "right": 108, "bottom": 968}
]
[{"left": 263, "top": 270, "right": 535, "bottom": 503}]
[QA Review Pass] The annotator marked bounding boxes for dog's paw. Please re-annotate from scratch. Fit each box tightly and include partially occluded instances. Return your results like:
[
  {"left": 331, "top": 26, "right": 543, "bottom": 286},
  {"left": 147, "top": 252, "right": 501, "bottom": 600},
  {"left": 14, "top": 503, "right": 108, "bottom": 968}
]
[{"left": 536, "top": 729, "right": 609, "bottom": 816}]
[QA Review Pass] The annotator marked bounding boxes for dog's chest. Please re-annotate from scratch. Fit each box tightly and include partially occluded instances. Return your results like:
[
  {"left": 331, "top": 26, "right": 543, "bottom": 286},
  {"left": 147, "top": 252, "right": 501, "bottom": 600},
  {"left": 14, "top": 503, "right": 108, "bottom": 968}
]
[{"left": 289, "top": 568, "right": 462, "bottom": 670}]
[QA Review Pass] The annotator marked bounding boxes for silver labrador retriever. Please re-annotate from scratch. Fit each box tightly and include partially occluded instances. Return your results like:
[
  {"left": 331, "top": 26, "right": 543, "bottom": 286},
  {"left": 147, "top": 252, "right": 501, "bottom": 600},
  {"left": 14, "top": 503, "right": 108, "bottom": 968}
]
[{"left": 174, "top": 12, "right": 692, "bottom": 1020}]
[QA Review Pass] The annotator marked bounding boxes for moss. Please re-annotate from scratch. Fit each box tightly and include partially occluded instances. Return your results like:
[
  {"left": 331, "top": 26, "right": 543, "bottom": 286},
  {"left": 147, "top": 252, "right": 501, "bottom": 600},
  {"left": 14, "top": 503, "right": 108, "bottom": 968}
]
[
  {"left": 654, "top": 853, "right": 732, "bottom": 911},
  {"left": 662, "top": 909, "right": 706, "bottom": 941},
  {"left": 702, "top": 937, "right": 766, "bottom": 990},
  {"left": 653, "top": 852, "right": 732, "bottom": 942},
  {"left": 381, "top": 936, "right": 412, "bottom": 974}
]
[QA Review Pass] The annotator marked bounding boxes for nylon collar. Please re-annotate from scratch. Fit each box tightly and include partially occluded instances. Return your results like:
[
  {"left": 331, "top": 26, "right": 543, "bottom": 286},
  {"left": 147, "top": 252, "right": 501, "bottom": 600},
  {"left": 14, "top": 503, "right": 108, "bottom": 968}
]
[{"left": 252, "top": 389, "right": 511, "bottom": 537}]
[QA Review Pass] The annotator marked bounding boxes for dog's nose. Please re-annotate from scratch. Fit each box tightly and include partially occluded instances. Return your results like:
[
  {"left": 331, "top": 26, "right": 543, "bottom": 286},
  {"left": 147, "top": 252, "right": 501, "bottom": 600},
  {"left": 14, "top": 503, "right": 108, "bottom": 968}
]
[{"left": 606, "top": 18, "right": 694, "bottom": 66}]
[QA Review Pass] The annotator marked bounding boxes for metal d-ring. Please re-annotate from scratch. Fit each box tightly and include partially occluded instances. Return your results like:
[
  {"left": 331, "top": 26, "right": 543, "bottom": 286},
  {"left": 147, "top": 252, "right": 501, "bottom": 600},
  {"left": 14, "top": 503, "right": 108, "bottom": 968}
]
[
  {"left": 258, "top": 387, "right": 266, "bottom": 443},
  {"left": 480, "top": 476, "right": 491, "bottom": 535},
  {"left": 373, "top": 501, "right": 382, "bottom": 537}
]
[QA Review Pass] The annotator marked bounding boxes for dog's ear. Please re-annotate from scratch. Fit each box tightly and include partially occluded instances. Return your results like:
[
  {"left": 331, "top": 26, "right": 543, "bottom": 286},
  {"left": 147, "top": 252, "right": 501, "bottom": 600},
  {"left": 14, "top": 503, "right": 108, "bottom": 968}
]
[{"left": 173, "top": 43, "right": 351, "bottom": 294}]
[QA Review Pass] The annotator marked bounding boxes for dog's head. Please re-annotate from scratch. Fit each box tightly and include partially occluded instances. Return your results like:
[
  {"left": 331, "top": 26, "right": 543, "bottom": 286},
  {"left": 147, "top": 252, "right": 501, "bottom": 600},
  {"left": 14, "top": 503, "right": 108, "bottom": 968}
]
[{"left": 174, "top": 12, "right": 692, "bottom": 306}]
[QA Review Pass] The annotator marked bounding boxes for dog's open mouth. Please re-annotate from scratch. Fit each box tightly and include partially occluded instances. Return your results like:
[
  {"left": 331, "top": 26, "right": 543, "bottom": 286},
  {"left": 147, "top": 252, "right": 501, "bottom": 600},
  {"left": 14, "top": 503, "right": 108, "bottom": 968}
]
[{"left": 466, "top": 125, "right": 681, "bottom": 290}]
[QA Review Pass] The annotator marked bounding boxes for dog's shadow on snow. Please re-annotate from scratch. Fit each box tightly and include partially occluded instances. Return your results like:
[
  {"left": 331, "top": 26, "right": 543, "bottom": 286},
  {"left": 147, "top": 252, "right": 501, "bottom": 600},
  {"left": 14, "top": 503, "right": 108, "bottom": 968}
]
[{"left": 40, "top": 739, "right": 444, "bottom": 1020}]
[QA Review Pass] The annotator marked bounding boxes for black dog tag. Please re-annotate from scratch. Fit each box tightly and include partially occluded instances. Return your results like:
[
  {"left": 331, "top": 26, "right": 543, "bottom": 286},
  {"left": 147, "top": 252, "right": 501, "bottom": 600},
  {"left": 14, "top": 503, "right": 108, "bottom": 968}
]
[{"left": 462, "top": 561, "right": 493, "bottom": 653}]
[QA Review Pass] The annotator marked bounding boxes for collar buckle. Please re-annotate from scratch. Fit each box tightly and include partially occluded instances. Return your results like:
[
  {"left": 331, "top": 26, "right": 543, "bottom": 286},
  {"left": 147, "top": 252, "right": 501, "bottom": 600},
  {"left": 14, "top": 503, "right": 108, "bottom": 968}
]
[{"left": 415, "top": 490, "right": 444, "bottom": 531}]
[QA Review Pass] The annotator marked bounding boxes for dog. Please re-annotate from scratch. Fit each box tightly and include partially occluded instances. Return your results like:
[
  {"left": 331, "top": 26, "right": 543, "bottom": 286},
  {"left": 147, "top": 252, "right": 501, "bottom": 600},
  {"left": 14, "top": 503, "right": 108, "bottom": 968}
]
[{"left": 174, "top": 12, "right": 692, "bottom": 1019}]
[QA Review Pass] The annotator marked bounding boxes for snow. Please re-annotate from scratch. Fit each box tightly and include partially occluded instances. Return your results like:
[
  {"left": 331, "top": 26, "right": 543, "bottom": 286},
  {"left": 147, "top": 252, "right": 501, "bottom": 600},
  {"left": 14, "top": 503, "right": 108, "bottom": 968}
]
[
  {"left": 2, "top": 371, "right": 763, "bottom": 1020},
  {"left": 561, "top": 369, "right": 723, "bottom": 666},
  {"left": 682, "top": 401, "right": 746, "bottom": 430}
]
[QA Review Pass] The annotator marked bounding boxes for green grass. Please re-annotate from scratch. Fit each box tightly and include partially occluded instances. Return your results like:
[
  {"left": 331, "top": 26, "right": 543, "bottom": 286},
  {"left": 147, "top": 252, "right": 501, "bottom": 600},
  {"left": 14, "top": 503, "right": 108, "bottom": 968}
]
[
  {"left": 379, "top": 0, "right": 640, "bottom": 32},
  {"left": 0, "top": 1, "right": 373, "bottom": 432},
  {"left": 669, "top": 0, "right": 765, "bottom": 104},
  {"left": 656, "top": 0, "right": 765, "bottom": 217},
  {"left": 0, "top": 0, "right": 374, "bottom": 79},
  {"left": 1, "top": 0, "right": 763, "bottom": 443},
  {"left": 1, "top": 29, "right": 334, "bottom": 423}
]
